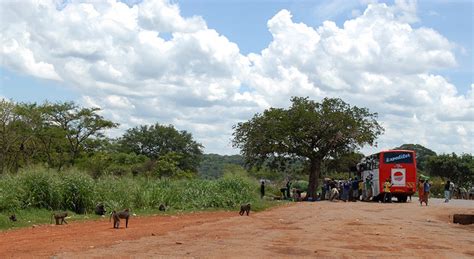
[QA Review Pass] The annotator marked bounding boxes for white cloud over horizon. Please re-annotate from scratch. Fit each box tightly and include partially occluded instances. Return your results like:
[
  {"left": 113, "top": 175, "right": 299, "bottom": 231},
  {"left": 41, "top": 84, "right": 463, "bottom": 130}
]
[{"left": 1, "top": 0, "right": 472, "bottom": 155}]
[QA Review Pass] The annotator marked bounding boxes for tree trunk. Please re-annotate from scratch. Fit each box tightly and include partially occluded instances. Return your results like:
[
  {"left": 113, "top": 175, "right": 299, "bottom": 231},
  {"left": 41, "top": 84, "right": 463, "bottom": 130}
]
[{"left": 307, "top": 159, "right": 321, "bottom": 199}]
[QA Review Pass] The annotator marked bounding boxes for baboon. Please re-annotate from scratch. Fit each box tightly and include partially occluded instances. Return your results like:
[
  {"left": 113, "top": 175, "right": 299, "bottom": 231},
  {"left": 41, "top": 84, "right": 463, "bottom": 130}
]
[
  {"left": 239, "top": 203, "right": 251, "bottom": 216},
  {"left": 95, "top": 203, "right": 106, "bottom": 216},
  {"left": 158, "top": 204, "right": 166, "bottom": 212},
  {"left": 110, "top": 209, "right": 130, "bottom": 229},
  {"left": 51, "top": 212, "right": 68, "bottom": 225},
  {"left": 9, "top": 214, "right": 17, "bottom": 222}
]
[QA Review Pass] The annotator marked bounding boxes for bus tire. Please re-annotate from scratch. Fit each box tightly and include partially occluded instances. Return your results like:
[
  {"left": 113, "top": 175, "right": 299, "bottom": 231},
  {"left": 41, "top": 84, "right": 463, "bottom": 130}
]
[{"left": 397, "top": 195, "right": 407, "bottom": 202}]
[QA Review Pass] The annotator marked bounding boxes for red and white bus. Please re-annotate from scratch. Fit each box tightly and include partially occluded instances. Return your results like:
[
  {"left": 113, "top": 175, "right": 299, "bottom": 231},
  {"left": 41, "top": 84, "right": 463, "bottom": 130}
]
[{"left": 358, "top": 150, "right": 417, "bottom": 202}]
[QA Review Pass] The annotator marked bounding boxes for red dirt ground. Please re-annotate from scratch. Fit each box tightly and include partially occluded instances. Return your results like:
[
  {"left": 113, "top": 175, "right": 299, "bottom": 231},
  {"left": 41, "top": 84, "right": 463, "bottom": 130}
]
[{"left": 1, "top": 200, "right": 473, "bottom": 258}]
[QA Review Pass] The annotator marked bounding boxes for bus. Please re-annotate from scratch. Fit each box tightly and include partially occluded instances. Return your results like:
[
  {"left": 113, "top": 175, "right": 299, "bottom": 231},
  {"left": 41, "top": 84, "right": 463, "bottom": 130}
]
[{"left": 357, "top": 150, "right": 417, "bottom": 202}]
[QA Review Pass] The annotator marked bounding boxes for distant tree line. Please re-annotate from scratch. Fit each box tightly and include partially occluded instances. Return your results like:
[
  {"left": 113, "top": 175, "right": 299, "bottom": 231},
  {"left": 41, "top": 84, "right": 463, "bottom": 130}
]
[
  {"left": 396, "top": 144, "right": 473, "bottom": 187},
  {"left": 0, "top": 99, "right": 203, "bottom": 178},
  {"left": 1, "top": 99, "right": 472, "bottom": 187}
]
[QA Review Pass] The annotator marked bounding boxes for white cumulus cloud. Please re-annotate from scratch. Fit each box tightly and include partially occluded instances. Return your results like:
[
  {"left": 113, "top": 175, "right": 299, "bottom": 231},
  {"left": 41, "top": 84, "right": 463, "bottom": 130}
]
[{"left": 0, "top": 0, "right": 472, "bottom": 155}]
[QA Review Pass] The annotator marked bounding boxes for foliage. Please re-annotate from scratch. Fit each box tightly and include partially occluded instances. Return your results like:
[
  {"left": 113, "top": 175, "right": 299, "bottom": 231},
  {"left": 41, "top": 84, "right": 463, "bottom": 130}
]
[
  {"left": 291, "top": 180, "right": 309, "bottom": 192},
  {"left": 232, "top": 97, "right": 383, "bottom": 198},
  {"left": 119, "top": 123, "right": 203, "bottom": 173},
  {"left": 425, "top": 153, "right": 474, "bottom": 188},
  {"left": 427, "top": 176, "right": 446, "bottom": 198},
  {"left": 76, "top": 151, "right": 149, "bottom": 178},
  {"left": 154, "top": 152, "right": 195, "bottom": 179},
  {"left": 0, "top": 99, "right": 117, "bottom": 172},
  {"left": 60, "top": 171, "right": 96, "bottom": 214},
  {"left": 198, "top": 154, "right": 245, "bottom": 179},
  {"left": 17, "top": 168, "right": 63, "bottom": 210},
  {"left": 323, "top": 152, "right": 364, "bottom": 176},
  {"left": 0, "top": 167, "right": 265, "bottom": 214}
]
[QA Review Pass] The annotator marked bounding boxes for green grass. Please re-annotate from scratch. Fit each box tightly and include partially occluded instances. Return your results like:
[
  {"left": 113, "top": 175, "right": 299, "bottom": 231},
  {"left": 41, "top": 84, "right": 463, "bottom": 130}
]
[
  {"left": 0, "top": 167, "right": 286, "bottom": 231},
  {"left": 0, "top": 199, "right": 284, "bottom": 231},
  {"left": 0, "top": 209, "right": 101, "bottom": 231}
]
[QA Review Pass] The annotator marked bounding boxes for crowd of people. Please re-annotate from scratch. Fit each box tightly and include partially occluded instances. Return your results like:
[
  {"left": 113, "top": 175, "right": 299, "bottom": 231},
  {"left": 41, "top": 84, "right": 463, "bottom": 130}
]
[
  {"left": 321, "top": 176, "right": 378, "bottom": 202},
  {"left": 261, "top": 176, "right": 466, "bottom": 205}
]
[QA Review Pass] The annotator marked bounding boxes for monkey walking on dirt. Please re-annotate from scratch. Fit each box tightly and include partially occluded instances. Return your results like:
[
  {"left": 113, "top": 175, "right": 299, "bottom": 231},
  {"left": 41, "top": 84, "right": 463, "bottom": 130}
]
[
  {"left": 239, "top": 203, "right": 251, "bottom": 216},
  {"left": 110, "top": 209, "right": 130, "bottom": 229},
  {"left": 51, "top": 212, "right": 68, "bottom": 225}
]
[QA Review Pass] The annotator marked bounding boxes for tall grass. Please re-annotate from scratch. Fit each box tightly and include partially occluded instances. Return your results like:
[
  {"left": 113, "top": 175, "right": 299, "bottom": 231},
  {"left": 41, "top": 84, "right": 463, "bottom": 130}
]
[{"left": 0, "top": 167, "right": 263, "bottom": 214}]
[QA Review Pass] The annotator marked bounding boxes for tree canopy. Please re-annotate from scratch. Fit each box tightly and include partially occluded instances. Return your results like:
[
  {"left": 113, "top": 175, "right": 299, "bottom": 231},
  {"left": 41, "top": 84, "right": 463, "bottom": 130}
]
[
  {"left": 0, "top": 100, "right": 117, "bottom": 172},
  {"left": 425, "top": 153, "right": 474, "bottom": 187},
  {"left": 119, "top": 123, "right": 203, "bottom": 174},
  {"left": 232, "top": 97, "right": 384, "bottom": 198}
]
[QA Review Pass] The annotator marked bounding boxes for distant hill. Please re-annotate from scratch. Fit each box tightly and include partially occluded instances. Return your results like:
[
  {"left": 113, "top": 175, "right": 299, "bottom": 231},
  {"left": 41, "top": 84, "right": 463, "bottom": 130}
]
[
  {"left": 394, "top": 144, "right": 437, "bottom": 171},
  {"left": 198, "top": 154, "right": 245, "bottom": 179}
]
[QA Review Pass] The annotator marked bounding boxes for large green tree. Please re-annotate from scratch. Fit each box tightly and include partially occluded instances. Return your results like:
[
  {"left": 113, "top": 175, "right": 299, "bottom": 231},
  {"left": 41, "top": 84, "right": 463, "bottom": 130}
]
[
  {"left": 232, "top": 97, "right": 383, "bottom": 198},
  {"left": 0, "top": 100, "right": 118, "bottom": 172},
  {"left": 44, "top": 102, "right": 118, "bottom": 167},
  {"left": 119, "top": 123, "right": 203, "bottom": 173},
  {"left": 425, "top": 153, "right": 474, "bottom": 187}
]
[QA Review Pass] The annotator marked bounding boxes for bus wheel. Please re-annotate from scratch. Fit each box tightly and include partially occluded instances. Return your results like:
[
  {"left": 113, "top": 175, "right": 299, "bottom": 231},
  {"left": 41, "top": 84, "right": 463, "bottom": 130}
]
[{"left": 397, "top": 195, "right": 407, "bottom": 202}]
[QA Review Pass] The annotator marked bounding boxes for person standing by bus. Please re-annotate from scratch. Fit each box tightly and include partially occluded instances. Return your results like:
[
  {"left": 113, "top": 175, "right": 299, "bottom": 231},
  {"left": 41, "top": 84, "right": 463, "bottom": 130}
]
[
  {"left": 417, "top": 178, "right": 425, "bottom": 206},
  {"left": 383, "top": 178, "right": 392, "bottom": 203},
  {"left": 423, "top": 180, "right": 431, "bottom": 206},
  {"left": 365, "top": 175, "right": 373, "bottom": 201}
]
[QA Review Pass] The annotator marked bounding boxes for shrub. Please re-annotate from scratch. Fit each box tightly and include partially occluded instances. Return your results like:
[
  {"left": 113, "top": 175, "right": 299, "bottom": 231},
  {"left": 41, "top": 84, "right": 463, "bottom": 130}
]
[
  {"left": 291, "top": 180, "right": 309, "bottom": 192},
  {"left": 60, "top": 171, "right": 95, "bottom": 214},
  {"left": 17, "top": 168, "right": 63, "bottom": 210},
  {"left": 0, "top": 167, "right": 267, "bottom": 214},
  {"left": 0, "top": 174, "right": 23, "bottom": 211}
]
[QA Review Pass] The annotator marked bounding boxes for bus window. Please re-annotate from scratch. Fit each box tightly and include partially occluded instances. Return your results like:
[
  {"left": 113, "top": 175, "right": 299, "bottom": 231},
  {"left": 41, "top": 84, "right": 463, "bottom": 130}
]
[{"left": 383, "top": 152, "right": 414, "bottom": 164}]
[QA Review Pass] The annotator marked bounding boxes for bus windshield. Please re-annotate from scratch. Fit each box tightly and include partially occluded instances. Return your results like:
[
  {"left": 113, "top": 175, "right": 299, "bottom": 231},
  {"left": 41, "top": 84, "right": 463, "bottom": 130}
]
[{"left": 383, "top": 152, "right": 414, "bottom": 164}]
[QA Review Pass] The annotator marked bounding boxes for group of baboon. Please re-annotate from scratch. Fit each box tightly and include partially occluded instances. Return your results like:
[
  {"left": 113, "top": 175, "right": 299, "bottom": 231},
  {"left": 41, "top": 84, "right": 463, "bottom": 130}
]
[{"left": 8, "top": 202, "right": 251, "bottom": 229}]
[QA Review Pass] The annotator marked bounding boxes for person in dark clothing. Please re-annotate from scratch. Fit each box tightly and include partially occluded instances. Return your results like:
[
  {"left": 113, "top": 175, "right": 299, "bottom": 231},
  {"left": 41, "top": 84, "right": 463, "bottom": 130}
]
[
  {"left": 260, "top": 181, "right": 265, "bottom": 199},
  {"left": 286, "top": 180, "right": 291, "bottom": 199},
  {"left": 351, "top": 177, "right": 359, "bottom": 202}
]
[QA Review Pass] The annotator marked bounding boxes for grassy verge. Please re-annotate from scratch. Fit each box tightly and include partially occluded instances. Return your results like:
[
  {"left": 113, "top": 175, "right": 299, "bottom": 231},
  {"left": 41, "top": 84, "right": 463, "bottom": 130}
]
[
  {"left": 0, "top": 167, "right": 288, "bottom": 231},
  {"left": 0, "top": 199, "right": 285, "bottom": 231}
]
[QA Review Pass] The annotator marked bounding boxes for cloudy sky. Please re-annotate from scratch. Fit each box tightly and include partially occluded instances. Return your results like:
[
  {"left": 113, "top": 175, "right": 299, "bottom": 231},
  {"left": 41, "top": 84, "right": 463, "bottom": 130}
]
[{"left": 1, "top": 0, "right": 473, "bottom": 155}]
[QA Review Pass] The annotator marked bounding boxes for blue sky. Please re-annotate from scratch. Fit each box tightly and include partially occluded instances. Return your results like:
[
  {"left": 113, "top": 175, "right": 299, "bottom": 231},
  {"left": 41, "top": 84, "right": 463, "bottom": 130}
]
[
  {"left": 2, "top": 0, "right": 472, "bottom": 100},
  {"left": 0, "top": 0, "right": 473, "bottom": 155}
]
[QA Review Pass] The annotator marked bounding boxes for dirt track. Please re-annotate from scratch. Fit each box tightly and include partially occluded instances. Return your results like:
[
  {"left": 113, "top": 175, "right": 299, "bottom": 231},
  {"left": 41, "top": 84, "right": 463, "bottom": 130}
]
[{"left": 1, "top": 199, "right": 473, "bottom": 258}]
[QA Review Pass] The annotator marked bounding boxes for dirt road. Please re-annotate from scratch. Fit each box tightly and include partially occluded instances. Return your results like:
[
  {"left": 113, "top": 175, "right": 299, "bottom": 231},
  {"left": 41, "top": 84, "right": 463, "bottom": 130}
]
[{"left": 1, "top": 199, "right": 473, "bottom": 258}]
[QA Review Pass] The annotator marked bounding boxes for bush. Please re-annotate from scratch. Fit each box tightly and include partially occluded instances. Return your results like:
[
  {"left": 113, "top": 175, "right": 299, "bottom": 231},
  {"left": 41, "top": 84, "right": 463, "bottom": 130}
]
[
  {"left": 17, "top": 168, "right": 63, "bottom": 210},
  {"left": 291, "top": 180, "right": 309, "bottom": 192},
  {"left": 428, "top": 176, "right": 445, "bottom": 198},
  {"left": 0, "top": 167, "right": 267, "bottom": 214},
  {"left": 60, "top": 171, "right": 95, "bottom": 214},
  {"left": 0, "top": 174, "right": 23, "bottom": 211}
]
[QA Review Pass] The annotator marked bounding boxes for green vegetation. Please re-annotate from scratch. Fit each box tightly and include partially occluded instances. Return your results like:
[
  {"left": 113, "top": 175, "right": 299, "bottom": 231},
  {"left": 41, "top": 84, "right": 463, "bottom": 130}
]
[
  {"left": 232, "top": 97, "right": 384, "bottom": 198},
  {"left": 395, "top": 144, "right": 473, "bottom": 188},
  {"left": 1, "top": 168, "right": 266, "bottom": 212},
  {"left": 425, "top": 153, "right": 474, "bottom": 188},
  {"left": 1, "top": 98, "right": 472, "bottom": 231},
  {"left": 198, "top": 154, "right": 245, "bottom": 179},
  {"left": 0, "top": 167, "right": 279, "bottom": 230}
]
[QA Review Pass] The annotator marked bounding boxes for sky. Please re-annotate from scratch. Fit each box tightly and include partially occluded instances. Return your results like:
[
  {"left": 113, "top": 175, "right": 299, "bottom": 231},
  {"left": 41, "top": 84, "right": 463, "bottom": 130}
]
[{"left": 0, "top": 0, "right": 473, "bottom": 156}]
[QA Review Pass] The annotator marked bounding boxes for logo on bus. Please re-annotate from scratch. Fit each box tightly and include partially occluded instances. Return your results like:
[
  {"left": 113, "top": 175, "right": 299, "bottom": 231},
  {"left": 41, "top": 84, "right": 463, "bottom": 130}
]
[
  {"left": 385, "top": 153, "right": 411, "bottom": 163},
  {"left": 394, "top": 171, "right": 404, "bottom": 182},
  {"left": 391, "top": 168, "right": 406, "bottom": 186}
]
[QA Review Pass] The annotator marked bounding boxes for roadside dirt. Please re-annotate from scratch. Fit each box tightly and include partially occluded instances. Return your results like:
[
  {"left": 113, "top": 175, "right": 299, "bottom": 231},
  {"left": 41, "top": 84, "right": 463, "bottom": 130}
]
[{"left": 1, "top": 200, "right": 473, "bottom": 258}]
